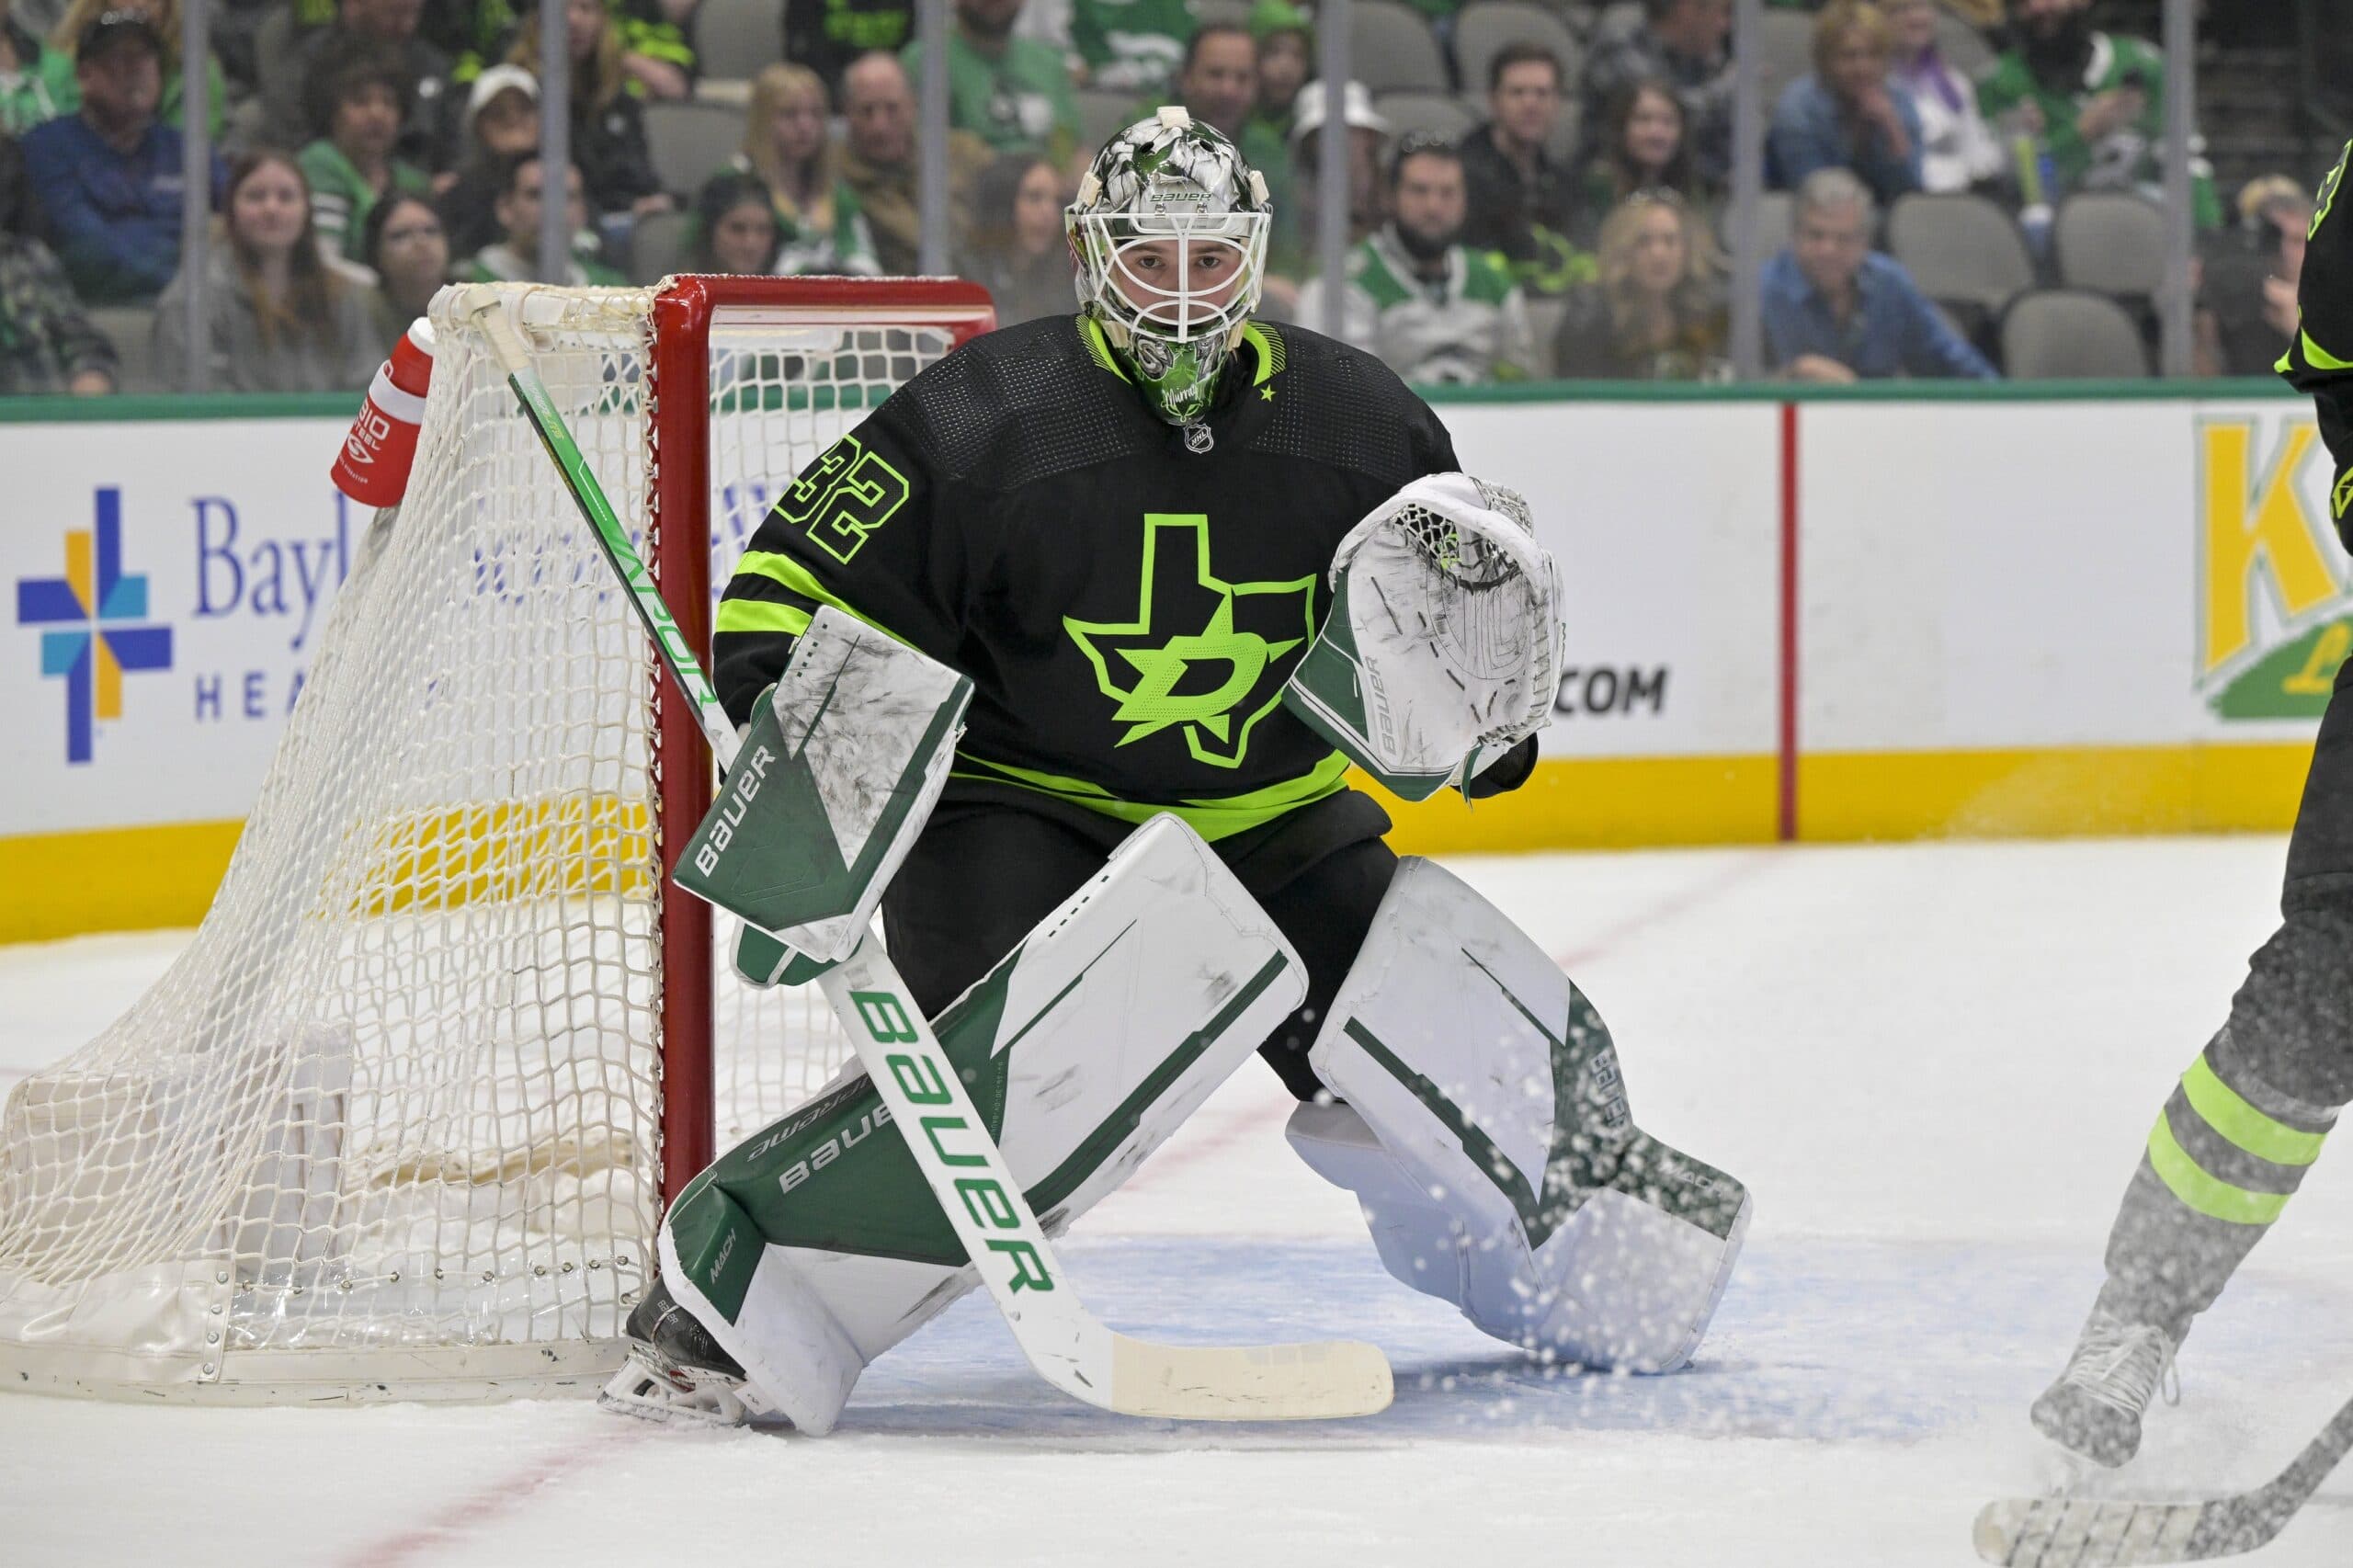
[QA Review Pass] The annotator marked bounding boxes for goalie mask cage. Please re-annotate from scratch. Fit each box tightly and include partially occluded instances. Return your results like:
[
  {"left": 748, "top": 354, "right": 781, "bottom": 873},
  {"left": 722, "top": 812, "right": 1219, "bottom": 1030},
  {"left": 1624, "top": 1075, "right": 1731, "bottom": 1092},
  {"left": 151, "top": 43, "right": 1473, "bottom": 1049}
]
[{"left": 0, "top": 277, "right": 996, "bottom": 1403}]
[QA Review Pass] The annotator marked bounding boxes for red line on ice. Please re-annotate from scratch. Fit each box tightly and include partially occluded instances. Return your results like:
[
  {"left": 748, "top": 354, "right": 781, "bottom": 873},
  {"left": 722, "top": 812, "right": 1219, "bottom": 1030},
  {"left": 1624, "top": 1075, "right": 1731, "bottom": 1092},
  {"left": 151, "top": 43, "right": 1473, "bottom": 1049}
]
[{"left": 333, "top": 1421, "right": 652, "bottom": 1568}]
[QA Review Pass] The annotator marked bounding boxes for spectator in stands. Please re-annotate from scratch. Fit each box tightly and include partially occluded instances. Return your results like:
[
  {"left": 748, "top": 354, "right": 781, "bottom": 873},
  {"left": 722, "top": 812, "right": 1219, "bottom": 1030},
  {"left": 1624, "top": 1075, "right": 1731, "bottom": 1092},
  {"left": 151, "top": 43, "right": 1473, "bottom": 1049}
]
[
  {"left": 1296, "top": 135, "right": 1530, "bottom": 385},
  {"left": 787, "top": 0, "right": 911, "bottom": 100},
  {"left": 22, "top": 11, "right": 215, "bottom": 303},
  {"left": 1552, "top": 188, "right": 1726, "bottom": 381},
  {"left": 1578, "top": 0, "right": 1734, "bottom": 190},
  {"left": 460, "top": 151, "right": 627, "bottom": 284},
  {"left": 301, "top": 48, "right": 432, "bottom": 266},
  {"left": 357, "top": 187, "right": 445, "bottom": 351},
  {"left": 1978, "top": 0, "right": 2219, "bottom": 228},
  {"left": 901, "top": 0, "right": 1078, "bottom": 165},
  {"left": 53, "top": 0, "right": 226, "bottom": 139},
  {"left": 509, "top": 0, "right": 672, "bottom": 221},
  {"left": 954, "top": 152, "right": 1069, "bottom": 328},
  {"left": 838, "top": 51, "right": 988, "bottom": 274},
  {"left": 2198, "top": 174, "right": 2312, "bottom": 378},
  {"left": 1, "top": 0, "right": 75, "bottom": 134},
  {"left": 1457, "top": 42, "right": 1579, "bottom": 299},
  {"left": 1249, "top": 0, "right": 1310, "bottom": 142},
  {"left": 1282, "top": 77, "right": 1387, "bottom": 267},
  {"left": 730, "top": 63, "right": 879, "bottom": 276},
  {"left": 1070, "top": 0, "right": 1189, "bottom": 95},
  {"left": 262, "top": 0, "right": 449, "bottom": 166},
  {"left": 689, "top": 169, "right": 781, "bottom": 272},
  {"left": 1168, "top": 24, "right": 1287, "bottom": 209},
  {"left": 1768, "top": 2, "right": 1922, "bottom": 207},
  {"left": 437, "top": 64, "right": 539, "bottom": 262},
  {"left": 1572, "top": 78, "right": 1703, "bottom": 252},
  {"left": 1761, "top": 166, "right": 1996, "bottom": 381},
  {"left": 608, "top": 0, "right": 698, "bottom": 103},
  {"left": 0, "top": 128, "right": 117, "bottom": 392},
  {"left": 1886, "top": 0, "right": 2001, "bottom": 195},
  {"left": 155, "top": 149, "right": 381, "bottom": 392}
]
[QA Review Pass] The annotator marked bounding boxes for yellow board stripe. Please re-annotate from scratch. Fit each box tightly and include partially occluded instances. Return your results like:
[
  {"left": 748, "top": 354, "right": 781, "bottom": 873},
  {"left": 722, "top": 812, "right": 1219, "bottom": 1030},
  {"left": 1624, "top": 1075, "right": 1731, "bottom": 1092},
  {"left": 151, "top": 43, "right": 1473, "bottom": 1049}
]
[
  {"left": 2181, "top": 1056, "right": 2328, "bottom": 1166},
  {"left": 2147, "top": 1110, "right": 2290, "bottom": 1225}
]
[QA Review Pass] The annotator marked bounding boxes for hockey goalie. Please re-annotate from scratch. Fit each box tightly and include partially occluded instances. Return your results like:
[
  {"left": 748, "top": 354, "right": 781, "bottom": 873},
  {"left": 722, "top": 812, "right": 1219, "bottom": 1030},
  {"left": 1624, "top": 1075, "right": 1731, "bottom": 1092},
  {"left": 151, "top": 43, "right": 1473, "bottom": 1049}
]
[{"left": 604, "top": 109, "right": 1750, "bottom": 1431}]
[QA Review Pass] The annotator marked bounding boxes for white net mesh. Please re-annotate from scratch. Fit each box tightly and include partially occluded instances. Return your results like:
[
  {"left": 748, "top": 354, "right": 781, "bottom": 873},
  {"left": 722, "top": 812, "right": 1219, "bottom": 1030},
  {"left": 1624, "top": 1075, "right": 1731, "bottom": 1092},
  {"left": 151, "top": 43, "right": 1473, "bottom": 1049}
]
[{"left": 0, "top": 282, "right": 965, "bottom": 1401}]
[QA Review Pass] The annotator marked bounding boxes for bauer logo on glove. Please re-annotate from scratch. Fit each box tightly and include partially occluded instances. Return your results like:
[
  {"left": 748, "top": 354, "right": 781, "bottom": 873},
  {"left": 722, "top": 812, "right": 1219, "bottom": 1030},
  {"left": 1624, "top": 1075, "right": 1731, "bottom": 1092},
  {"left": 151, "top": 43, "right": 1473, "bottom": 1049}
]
[{"left": 1281, "top": 472, "right": 1565, "bottom": 801}]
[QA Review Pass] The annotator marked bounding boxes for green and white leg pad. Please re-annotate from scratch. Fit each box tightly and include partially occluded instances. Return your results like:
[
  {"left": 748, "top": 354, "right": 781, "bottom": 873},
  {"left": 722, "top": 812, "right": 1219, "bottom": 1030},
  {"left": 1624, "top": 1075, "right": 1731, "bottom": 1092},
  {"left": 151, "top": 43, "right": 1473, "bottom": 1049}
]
[
  {"left": 1290, "top": 858, "right": 1750, "bottom": 1371},
  {"left": 658, "top": 814, "right": 1306, "bottom": 1432}
]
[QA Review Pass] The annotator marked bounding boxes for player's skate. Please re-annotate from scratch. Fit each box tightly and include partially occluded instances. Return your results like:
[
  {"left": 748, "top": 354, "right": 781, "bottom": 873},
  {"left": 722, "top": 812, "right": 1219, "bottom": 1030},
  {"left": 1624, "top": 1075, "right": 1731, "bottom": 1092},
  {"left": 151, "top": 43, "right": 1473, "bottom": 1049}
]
[
  {"left": 599, "top": 1278, "right": 773, "bottom": 1427},
  {"left": 2029, "top": 1308, "right": 2179, "bottom": 1467}
]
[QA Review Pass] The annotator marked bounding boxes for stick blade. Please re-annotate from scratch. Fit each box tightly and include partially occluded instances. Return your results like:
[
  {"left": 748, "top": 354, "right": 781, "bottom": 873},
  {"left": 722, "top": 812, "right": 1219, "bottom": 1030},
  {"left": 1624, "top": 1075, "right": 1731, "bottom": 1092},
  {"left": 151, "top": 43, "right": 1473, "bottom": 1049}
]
[
  {"left": 1107, "top": 1335, "right": 1394, "bottom": 1421},
  {"left": 1973, "top": 1495, "right": 2213, "bottom": 1566}
]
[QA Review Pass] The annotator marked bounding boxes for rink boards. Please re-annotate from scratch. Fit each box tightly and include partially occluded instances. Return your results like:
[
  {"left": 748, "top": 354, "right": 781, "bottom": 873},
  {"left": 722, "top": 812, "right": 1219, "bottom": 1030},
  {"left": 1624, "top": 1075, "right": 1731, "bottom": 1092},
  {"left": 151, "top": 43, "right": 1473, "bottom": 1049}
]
[{"left": 1, "top": 380, "right": 2342, "bottom": 938}]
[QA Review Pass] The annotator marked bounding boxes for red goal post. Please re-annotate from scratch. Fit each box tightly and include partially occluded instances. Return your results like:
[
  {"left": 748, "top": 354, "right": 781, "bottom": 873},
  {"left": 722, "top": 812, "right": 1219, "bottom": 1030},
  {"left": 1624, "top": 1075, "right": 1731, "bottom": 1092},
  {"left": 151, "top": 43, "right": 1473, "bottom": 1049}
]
[{"left": 646, "top": 277, "right": 996, "bottom": 1209}]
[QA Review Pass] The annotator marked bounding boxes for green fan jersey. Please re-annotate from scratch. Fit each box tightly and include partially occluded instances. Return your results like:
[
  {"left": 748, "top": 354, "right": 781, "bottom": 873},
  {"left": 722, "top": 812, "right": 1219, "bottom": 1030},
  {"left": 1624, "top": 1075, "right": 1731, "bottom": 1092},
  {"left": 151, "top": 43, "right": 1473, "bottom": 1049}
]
[
  {"left": 2279, "top": 141, "right": 2353, "bottom": 548},
  {"left": 714, "top": 315, "right": 1461, "bottom": 841},
  {"left": 901, "top": 31, "right": 1081, "bottom": 164},
  {"left": 1071, "top": 0, "right": 1195, "bottom": 95}
]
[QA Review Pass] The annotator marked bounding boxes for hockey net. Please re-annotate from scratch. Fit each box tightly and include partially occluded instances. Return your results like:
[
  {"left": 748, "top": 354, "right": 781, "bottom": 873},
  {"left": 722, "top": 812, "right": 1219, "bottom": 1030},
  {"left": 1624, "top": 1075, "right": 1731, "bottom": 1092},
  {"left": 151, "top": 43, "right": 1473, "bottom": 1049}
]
[{"left": 0, "top": 278, "right": 995, "bottom": 1403}]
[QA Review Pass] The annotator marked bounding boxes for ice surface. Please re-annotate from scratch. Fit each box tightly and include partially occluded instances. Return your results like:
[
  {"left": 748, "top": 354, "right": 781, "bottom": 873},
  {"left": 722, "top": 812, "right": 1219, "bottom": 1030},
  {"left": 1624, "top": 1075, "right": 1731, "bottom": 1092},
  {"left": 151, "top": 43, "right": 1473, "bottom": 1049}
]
[{"left": 3, "top": 837, "right": 2348, "bottom": 1566}]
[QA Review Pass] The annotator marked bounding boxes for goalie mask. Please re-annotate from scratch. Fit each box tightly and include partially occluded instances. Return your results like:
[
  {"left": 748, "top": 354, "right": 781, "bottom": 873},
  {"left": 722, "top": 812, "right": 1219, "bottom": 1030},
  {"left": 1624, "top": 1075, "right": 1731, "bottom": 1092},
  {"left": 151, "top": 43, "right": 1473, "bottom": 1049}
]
[{"left": 1069, "top": 108, "right": 1271, "bottom": 427}]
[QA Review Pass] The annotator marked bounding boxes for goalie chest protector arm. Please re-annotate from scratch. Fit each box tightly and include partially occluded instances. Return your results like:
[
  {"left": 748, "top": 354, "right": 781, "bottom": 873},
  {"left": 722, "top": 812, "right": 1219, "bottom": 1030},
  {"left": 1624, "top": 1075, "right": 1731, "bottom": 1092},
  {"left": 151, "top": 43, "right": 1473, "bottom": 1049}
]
[{"left": 713, "top": 384, "right": 971, "bottom": 729}]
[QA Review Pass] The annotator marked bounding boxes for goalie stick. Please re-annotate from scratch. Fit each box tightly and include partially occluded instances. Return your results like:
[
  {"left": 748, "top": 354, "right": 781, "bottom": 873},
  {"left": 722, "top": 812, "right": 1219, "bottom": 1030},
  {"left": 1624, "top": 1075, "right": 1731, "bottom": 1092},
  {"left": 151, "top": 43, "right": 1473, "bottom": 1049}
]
[
  {"left": 1972, "top": 1389, "right": 2353, "bottom": 1565},
  {"left": 458, "top": 286, "right": 1392, "bottom": 1423}
]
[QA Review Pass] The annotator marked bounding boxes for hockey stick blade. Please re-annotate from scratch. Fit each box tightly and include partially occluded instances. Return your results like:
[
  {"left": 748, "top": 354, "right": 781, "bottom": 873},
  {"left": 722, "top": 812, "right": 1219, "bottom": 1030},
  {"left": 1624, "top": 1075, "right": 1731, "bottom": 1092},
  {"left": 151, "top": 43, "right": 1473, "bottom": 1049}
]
[
  {"left": 1973, "top": 1390, "right": 2353, "bottom": 1564},
  {"left": 464, "top": 287, "right": 1393, "bottom": 1424}
]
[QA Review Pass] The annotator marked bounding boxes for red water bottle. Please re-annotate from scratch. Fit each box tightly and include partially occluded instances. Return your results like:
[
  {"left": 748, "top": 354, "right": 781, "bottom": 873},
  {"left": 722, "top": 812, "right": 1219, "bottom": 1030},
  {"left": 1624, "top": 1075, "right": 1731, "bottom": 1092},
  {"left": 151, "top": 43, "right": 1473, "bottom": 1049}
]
[{"left": 331, "top": 318, "right": 436, "bottom": 507}]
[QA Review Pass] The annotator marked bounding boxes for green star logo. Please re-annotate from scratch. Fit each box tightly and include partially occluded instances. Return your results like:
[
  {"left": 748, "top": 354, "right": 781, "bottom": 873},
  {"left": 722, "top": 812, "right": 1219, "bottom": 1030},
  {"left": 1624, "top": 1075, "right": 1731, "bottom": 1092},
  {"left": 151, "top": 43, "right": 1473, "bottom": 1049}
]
[{"left": 1064, "top": 514, "right": 1316, "bottom": 768}]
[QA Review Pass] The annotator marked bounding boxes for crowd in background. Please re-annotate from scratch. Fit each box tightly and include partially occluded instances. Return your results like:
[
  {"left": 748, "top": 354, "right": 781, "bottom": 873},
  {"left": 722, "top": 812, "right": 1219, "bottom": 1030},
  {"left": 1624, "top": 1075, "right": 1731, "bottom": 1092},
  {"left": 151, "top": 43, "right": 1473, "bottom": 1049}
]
[{"left": 0, "top": 0, "right": 2330, "bottom": 396}]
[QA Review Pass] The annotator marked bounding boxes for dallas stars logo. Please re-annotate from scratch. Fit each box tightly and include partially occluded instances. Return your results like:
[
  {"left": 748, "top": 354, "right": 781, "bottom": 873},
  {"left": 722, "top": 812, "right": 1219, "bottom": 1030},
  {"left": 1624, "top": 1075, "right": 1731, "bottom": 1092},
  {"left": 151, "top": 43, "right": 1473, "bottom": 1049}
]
[{"left": 1064, "top": 514, "right": 1315, "bottom": 767}]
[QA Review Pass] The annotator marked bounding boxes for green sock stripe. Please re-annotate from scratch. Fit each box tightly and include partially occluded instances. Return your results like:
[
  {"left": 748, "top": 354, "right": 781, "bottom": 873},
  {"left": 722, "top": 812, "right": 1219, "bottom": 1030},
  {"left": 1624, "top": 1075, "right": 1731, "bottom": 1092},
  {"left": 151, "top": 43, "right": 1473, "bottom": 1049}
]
[
  {"left": 2147, "top": 1110, "right": 2290, "bottom": 1225},
  {"left": 2183, "top": 1055, "right": 2328, "bottom": 1166}
]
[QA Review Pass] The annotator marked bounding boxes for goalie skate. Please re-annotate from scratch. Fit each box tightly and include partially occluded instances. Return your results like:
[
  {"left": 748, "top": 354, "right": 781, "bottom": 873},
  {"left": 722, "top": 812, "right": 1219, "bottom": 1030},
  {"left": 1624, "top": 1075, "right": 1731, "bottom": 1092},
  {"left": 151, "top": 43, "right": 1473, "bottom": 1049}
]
[{"left": 599, "top": 1280, "right": 775, "bottom": 1428}]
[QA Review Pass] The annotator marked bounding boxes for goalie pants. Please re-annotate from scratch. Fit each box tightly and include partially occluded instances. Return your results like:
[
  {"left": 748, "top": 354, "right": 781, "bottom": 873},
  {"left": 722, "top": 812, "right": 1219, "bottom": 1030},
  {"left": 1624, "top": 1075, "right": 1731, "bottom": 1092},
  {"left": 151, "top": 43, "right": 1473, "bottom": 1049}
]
[
  {"left": 881, "top": 784, "right": 1397, "bottom": 1101},
  {"left": 2098, "top": 654, "right": 2353, "bottom": 1337}
]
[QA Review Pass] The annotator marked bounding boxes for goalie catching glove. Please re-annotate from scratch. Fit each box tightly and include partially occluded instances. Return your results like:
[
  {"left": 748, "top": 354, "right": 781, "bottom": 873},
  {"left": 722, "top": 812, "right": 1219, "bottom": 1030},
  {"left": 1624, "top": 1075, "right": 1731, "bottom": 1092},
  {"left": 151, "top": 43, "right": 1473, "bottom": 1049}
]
[{"left": 1282, "top": 472, "right": 1563, "bottom": 801}]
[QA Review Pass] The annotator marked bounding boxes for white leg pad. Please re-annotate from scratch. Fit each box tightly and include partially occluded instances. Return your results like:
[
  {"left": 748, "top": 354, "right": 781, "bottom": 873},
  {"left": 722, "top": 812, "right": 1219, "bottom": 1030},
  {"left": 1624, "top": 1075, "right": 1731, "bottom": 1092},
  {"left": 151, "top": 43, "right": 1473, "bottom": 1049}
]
[
  {"left": 660, "top": 813, "right": 1307, "bottom": 1430},
  {"left": 1297, "top": 857, "right": 1750, "bottom": 1372}
]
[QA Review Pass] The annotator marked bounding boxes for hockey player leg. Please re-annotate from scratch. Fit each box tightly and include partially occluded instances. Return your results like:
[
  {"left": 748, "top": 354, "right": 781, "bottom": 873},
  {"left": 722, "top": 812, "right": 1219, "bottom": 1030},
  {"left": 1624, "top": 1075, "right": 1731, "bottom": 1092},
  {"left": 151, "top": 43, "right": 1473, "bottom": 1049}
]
[
  {"left": 1290, "top": 858, "right": 1750, "bottom": 1372},
  {"left": 2035, "top": 662, "right": 2353, "bottom": 1466},
  {"left": 622, "top": 814, "right": 1313, "bottom": 1432}
]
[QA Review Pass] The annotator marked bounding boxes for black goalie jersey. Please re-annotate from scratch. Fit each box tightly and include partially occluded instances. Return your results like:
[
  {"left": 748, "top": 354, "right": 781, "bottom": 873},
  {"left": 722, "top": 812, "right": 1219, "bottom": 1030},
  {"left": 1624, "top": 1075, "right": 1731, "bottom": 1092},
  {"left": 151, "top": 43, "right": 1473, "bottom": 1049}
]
[{"left": 713, "top": 314, "right": 1461, "bottom": 841}]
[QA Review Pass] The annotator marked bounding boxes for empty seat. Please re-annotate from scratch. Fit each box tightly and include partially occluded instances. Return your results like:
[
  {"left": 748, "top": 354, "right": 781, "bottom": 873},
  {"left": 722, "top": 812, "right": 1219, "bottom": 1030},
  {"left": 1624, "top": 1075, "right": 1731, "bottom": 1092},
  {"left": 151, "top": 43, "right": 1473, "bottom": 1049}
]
[
  {"left": 1886, "top": 191, "right": 2035, "bottom": 319},
  {"left": 2053, "top": 191, "right": 2168, "bottom": 299},
  {"left": 1722, "top": 189, "right": 1795, "bottom": 266},
  {"left": 1078, "top": 86, "right": 1142, "bottom": 153},
  {"left": 630, "top": 209, "right": 695, "bottom": 282},
  {"left": 692, "top": 0, "right": 785, "bottom": 83},
  {"left": 1751, "top": 8, "right": 1817, "bottom": 113},
  {"left": 1522, "top": 292, "right": 1566, "bottom": 378},
  {"left": 89, "top": 305, "right": 159, "bottom": 393},
  {"left": 643, "top": 100, "right": 748, "bottom": 199},
  {"left": 1454, "top": 2, "right": 1585, "bottom": 96},
  {"left": 1352, "top": 1, "right": 1451, "bottom": 94},
  {"left": 1374, "top": 89, "right": 1476, "bottom": 145},
  {"left": 2000, "top": 289, "right": 2151, "bottom": 379},
  {"left": 1935, "top": 9, "right": 1995, "bottom": 77}
]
